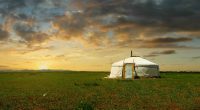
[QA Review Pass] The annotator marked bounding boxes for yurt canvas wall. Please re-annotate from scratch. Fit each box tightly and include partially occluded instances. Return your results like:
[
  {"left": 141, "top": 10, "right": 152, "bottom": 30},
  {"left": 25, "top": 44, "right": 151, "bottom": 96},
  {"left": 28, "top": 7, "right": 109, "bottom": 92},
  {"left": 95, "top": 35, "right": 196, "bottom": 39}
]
[{"left": 109, "top": 57, "right": 160, "bottom": 79}]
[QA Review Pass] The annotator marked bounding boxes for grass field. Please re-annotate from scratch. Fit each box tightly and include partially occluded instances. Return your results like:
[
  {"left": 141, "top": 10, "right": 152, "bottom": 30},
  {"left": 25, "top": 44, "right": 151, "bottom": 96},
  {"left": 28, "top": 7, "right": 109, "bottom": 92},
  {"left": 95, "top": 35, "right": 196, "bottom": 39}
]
[{"left": 0, "top": 71, "right": 199, "bottom": 110}]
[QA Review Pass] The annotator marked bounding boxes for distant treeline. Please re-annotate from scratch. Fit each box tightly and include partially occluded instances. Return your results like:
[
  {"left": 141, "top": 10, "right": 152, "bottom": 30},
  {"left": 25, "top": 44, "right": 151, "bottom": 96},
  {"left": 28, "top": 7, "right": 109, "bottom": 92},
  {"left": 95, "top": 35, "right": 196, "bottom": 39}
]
[
  {"left": 0, "top": 70, "right": 199, "bottom": 74},
  {"left": 0, "top": 70, "right": 109, "bottom": 73}
]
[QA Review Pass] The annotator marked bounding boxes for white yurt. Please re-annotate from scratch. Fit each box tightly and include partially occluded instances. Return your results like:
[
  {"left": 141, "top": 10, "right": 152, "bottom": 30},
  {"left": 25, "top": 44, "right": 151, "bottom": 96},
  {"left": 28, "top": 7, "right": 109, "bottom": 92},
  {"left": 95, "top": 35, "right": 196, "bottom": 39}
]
[{"left": 109, "top": 52, "right": 160, "bottom": 79}]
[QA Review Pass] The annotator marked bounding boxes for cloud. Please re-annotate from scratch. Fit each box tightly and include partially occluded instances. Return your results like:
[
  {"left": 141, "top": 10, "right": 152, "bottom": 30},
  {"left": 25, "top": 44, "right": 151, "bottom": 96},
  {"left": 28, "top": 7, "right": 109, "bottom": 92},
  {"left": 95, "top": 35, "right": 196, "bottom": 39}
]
[
  {"left": 52, "top": 12, "right": 86, "bottom": 39},
  {"left": 0, "top": 0, "right": 26, "bottom": 16},
  {"left": 0, "top": 0, "right": 44, "bottom": 16},
  {"left": 0, "top": 0, "right": 200, "bottom": 49},
  {"left": 192, "top": 56, "right": 200, "bottom": 59},
  {"left": 152, "top": 50, "right": 176, "bottom": 55},
  {"left": 0, "top": 45, "right": 54, "bottom": 55},
  {"left": 75, "top": 0, "right": 200, "bottom": 31},
  {"left": 143, "top": 37, "right": 192, "bottom": 43},
  {"left": 60, "top": 0, "right": 199, "bottom": 48},
  {"left": 0, "top": 65, "right": 9, "bottom": 69},
  {"left": 13, "top": 22, "right": 50, "bottom": 46},
  {"left": 51, "top": 12, "right": 112, "bottom": 47},
  {"left": 144, "top": 54, "right": 159, "bottom": 57},
  {"left": 113, "top": 36, "right": 195, "bottom": 49},
  {"left": 19, "top": 46, "right": 54, "bottom": 54},
  {"left": 0, "top": 27, "right": 9, "bottom": 41},
  {"left": 144, "top": 50, "right": 176, "bottom": 57},
  {"left": 56, "top": 54, "right": 65, "bottom": 58}
]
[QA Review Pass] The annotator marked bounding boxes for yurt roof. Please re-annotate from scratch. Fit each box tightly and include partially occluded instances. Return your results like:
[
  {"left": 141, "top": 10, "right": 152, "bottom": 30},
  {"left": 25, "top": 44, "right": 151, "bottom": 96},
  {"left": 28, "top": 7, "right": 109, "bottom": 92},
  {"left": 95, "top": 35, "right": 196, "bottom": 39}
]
[{"left": 112, "top": 57, "right": 158, "bottom": 67}]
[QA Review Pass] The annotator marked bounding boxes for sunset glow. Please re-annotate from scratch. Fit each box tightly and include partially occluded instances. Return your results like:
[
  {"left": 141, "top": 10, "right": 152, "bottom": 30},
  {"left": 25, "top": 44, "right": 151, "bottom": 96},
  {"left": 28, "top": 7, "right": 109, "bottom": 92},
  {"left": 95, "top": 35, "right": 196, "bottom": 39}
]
[
  {"left": 0, "top": 0, "right": 200, "bottom": 71},
  {"left": 38, "top": 65, "right": 48, "bottom": 70}
]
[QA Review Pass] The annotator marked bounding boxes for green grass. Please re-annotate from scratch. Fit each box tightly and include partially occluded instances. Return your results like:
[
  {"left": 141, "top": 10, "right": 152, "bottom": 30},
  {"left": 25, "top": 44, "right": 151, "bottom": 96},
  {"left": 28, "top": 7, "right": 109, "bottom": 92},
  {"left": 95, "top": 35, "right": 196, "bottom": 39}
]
[{"left": 0, "top": 71, "right": 199, "bottom": 110}]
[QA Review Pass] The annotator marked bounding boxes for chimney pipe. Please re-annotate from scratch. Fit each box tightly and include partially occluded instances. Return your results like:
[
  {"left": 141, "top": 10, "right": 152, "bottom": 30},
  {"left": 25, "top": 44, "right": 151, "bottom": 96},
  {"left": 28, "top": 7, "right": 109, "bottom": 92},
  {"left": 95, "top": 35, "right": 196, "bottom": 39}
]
[{"left": 131, "top": 50, "right": 133, "bottom": 57}]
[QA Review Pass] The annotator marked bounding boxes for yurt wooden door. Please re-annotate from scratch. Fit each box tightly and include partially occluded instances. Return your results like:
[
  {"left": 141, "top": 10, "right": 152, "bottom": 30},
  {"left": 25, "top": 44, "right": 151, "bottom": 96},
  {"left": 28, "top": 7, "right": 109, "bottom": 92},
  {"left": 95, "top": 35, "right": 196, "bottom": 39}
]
[{"left": 124, "top": 63, "right": 135, "bottom": 79}]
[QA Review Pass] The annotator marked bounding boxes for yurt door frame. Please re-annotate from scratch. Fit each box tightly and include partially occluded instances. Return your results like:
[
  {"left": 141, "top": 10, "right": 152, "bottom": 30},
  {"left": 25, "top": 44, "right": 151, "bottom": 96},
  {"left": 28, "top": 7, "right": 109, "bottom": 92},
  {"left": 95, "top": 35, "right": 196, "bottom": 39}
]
[{"left": 122, "top": 63, "right": 135, "bottom": 79}]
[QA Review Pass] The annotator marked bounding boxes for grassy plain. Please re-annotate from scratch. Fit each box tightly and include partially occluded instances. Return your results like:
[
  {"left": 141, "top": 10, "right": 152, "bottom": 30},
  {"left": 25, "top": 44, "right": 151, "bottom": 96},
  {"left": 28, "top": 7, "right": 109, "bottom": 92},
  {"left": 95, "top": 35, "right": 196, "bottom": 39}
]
[{"left": 0, "top": 71, "right": 199, "bottom": 110}]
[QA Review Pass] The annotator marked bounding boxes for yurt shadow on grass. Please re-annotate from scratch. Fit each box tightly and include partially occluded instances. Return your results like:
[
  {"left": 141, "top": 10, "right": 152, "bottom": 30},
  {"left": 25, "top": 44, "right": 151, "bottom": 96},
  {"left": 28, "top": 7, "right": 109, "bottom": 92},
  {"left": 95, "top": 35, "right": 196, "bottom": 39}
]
[{"left": 108, "top": 56, "right": 160, "bottom": 80}]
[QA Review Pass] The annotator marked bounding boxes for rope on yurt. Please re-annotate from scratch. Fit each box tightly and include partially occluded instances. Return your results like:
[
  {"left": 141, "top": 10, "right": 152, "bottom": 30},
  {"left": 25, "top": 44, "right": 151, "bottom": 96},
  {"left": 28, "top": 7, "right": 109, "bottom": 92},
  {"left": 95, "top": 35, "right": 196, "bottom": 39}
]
[
  {"left": 133, "top": 57, "right": 139, "bottom": 79},
  {"left": 122, "top": 59, "right": 125, "bottom": 79}
]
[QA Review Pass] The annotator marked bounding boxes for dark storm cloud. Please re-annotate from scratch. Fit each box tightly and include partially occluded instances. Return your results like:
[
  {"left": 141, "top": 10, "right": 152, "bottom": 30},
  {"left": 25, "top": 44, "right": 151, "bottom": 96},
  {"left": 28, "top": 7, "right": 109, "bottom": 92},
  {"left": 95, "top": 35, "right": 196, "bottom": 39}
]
[
  {"left": 0, "top": 0, "right": 26, "bottom": 15},
  {"left": 13, "top": 23, "right": 50, "bottom": 46},
  {"left": 63, "top": 0, "right": 200, "bottom": 48},
  {"left": 53, "top": 12, "right": 86, "bottom": 39},
  {"left": 0, "top": 0, "right": 200, "bottom": 48},
  {"left": 83, "top": 0, "right": 200, "bottom": 31},
  {"left": 0, "top": 0, "right": 43, "bottom": 21},
  {"left": 0, "top": 0, "right": 44, "bottom": 14},
  {"left": 97, "top": 0, "right": 200, "bottom": 39}
]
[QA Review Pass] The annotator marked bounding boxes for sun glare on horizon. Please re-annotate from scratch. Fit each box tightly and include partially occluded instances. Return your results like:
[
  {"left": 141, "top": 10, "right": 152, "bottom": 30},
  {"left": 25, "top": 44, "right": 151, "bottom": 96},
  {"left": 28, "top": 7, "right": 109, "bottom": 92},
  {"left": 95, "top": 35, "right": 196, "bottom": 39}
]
[{"left": 38, "top": 64, "right": 48, "bottom": 70}]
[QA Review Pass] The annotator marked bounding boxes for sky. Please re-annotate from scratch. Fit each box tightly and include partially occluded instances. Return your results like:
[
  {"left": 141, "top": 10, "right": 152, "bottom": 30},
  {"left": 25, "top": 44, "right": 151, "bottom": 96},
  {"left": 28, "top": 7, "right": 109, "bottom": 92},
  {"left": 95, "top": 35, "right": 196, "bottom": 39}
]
[{"left": 0, "top": 0, "right": 200, "bottom": 71}]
